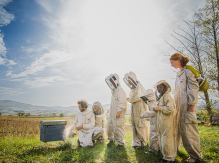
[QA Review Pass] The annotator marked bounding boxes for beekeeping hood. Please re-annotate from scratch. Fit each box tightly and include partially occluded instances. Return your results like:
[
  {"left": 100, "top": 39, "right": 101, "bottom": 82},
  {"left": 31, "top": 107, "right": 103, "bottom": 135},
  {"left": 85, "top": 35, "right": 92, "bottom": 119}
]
[
  {"left": 153, "top": 80, "right": 171, "bottom": 101},
  {"left": 123, "top": 71, "right": 139, "bottom": 89},
  {"left": 141, "top": 89, "right": 156, "bottom": 103},
  {"left": 105, "top": 73, "right": 120, "bottom": 91},
  {"left": 92, "top": 101, "right": 104, "bottom": 115}
]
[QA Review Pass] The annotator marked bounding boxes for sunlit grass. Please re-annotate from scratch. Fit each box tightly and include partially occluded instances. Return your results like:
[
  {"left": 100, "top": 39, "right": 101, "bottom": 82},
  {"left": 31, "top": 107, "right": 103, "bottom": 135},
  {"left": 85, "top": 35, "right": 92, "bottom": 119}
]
[{"left": 0, "top": 117, "right": 218, "bottom": 162}]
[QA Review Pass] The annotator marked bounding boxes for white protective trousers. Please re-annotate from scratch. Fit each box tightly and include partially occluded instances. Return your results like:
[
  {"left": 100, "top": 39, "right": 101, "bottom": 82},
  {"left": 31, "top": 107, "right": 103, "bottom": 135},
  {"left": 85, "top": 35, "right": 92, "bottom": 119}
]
[
  {"left": 72, "top": 109, "right": 104, "bottom": 147},
  {"left": 107, "top": 85, "right": 127, "bottom": 145},
  {"left": 94, "top": 113, "right": 106, "bottom": 142},
  {"left": 157, "top": 93, "right": 177, "bottom": 161},
  {"left": 174, "top": 68, "right": 202, "bottom": 159},
  {"left": 128, "top": 83, "right": 150, "bottom": 147},
  {"left": 140, "top": 100, "right": 159, "bottom": 151}
]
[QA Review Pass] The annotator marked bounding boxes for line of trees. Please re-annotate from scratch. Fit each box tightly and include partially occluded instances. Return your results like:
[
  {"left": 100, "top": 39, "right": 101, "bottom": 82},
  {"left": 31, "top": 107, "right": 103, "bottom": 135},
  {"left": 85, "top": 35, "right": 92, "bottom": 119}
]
[
  {"left": 167, "top": 0, "right": 219, "bottom": 122},
  {"left": 16, "top": 112, "right": 64, "bottom": 117}
]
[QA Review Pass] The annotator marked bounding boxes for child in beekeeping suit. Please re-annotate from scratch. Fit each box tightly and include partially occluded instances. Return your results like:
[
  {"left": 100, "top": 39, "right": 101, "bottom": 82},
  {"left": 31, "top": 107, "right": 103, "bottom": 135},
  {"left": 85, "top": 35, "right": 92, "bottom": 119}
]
[
  {"left": 153, "top": 80, "right": 177, "bottom": 162},
  {"left": 92, "top": 101, "right": 106, "bottom": 143},
  {"left": 140, "top": 89, "right": 159, "bottom": 154}
]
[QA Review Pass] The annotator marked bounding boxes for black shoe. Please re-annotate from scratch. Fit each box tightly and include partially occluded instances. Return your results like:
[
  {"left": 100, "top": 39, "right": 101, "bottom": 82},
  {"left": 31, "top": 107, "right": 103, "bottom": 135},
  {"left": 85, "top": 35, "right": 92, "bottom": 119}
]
[
  {"left": 92, "top": 140, "right": 95, "bottom": 144},
  {"left": 107, "top": 140, "right": 114, "bottom": 147}
]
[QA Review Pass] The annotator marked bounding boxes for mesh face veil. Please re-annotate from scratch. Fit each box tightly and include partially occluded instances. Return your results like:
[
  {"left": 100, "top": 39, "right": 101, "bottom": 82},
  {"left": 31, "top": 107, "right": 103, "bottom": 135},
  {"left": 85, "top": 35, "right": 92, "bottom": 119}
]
[
  {"left": 123, "top": 73, "right": 137, "bottom": 89},
  {"left": 153, "top": 80, "right": 171, "bottom": 101},
  {"left": 92, "top": 102, "right": 104, "bottom": 115},
  {"left": 105, "top": 74, "right": 118, "bottom": 91}
]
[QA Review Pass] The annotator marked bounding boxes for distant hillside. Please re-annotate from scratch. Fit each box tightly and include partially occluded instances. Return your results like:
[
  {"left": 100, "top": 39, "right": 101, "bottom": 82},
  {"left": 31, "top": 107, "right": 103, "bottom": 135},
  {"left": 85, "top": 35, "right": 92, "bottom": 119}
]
[
  {"left": 0, "top": 100, "right": 78, "bottom": 116},
  {"left": 0, "top": 100, "right": 131, "bottom": 116}
]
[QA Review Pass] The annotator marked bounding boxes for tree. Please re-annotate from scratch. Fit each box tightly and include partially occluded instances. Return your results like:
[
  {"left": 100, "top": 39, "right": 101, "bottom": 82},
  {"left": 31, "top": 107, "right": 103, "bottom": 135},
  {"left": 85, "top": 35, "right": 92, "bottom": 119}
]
[
  {"left": 25, "top": 113, "right": 31, "bottom": 117},
  {"left": 0, "top": 112, "right": 2, "bottom": 116},
  {"left": 195, "top": 0, "right": 219, "bottom": 92},
  {"left": 59, "top": 113, "right": 64, "bottom": 117},
  {"left": 17, "top": 112, "right": 25, "bottom": 116},
  {"left": 52, "top": 113, "right": 56, "bottom": 117},
  {"left": 165, "top": 20, "right": 213, "bottom": 120}
]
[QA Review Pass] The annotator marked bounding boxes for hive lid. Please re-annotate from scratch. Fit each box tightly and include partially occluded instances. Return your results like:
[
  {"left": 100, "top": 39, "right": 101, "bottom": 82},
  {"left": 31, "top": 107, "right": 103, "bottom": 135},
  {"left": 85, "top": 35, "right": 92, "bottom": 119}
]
[{"left": 40, "top": 120, "right": 67, "bottom": 126}]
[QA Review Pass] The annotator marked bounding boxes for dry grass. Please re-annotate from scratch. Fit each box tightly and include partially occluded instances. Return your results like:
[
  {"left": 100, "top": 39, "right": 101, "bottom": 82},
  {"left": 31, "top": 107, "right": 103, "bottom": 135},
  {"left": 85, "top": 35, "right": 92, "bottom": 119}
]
[{"left": 0, "top": 117, "right": 75, "bottom": 138}]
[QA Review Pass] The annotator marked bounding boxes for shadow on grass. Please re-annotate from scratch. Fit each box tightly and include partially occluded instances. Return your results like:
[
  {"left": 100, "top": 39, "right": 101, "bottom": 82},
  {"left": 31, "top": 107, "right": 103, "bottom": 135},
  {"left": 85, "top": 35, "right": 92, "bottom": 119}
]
[
  {"left": 134, "top": 146, "right": 163, "bottom": 163},
  {"left": 16, "top": 139, "right": 106, "bottom": 162},
  {"left": 104, "top": 143, "right": 130, "bottom": 163}
]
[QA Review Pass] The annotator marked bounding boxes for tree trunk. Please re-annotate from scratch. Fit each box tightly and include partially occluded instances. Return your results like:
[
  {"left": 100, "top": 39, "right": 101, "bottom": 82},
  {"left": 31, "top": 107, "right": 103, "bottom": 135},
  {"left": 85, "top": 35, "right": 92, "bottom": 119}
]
[{"left": 204, "top": 90, "right": 212, "bottom": 123}]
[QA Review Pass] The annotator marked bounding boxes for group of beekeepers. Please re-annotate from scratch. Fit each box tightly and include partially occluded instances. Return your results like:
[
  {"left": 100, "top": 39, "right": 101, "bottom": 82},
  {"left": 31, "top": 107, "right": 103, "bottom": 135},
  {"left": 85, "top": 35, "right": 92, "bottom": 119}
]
[{"left": 72, "top": 53, "right": 202, "bottom": 163}]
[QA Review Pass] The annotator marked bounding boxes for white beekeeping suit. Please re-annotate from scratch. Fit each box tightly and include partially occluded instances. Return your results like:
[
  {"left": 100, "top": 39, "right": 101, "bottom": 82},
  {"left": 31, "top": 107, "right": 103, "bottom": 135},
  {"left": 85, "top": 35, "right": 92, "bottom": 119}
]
[
  {"left": 174, "top": 68, "right": 202, "bottom": 160},
  {"left": 72, "top": 109, "right": 97, "bottom": 147},
  {"left": 105, "top": 73, "right": 127, "bottom": 146},
  {"left": 92, "top": 101, "right": 106, "bottom": 142},
  {"left": 154, "top": 80, "right": 177, "bottom": 162},
  {"left": 140, "top": 89, "right": 159, "bottom": 152},
  {"left": 124, "top": 71, "right": 150, "bottom": 147}
]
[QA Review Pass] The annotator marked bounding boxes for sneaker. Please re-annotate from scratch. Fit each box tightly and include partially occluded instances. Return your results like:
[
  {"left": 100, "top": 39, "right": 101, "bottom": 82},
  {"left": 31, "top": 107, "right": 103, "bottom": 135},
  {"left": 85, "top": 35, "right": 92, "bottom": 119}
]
[{"left": 92, "top": 140, "right": 95, "bottom": 144}]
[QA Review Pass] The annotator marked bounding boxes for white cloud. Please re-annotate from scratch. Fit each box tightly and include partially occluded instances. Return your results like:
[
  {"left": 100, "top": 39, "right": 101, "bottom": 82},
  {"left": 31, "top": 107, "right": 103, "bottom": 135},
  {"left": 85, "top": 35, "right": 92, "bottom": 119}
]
[
  {"left": 3, "top": 0, "right": 207, "bottom": 106},
  {"left": 23, "top": 76, "right": 67, "bottom": 88},
  {"left": 0, "top": 87, "right": 26, "bottom": 96},
  {"left": 0, "top": 0, "right": 14, "bottom": 27},
  {"left": 9, "top": 50, "right": 76, "bottom": 79},
  {"left": 0, "top": 1, "right": 16, "bottom": 66}
]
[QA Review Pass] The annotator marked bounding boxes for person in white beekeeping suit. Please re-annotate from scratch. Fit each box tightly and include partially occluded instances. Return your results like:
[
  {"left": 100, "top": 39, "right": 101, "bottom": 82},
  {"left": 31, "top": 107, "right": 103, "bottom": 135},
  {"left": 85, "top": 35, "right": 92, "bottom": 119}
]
[
  {"left": 92, "top": 101, "right": 106, "bottom": 143},
  {"left": 140, "top": 89, "right": 159, "bottom": 154},
  {"left": 153, "top": 80, "right": 177, "bottom": 162},
  {"left": 170, "top": 53, "right": 202, "bottom": 162},
  {"left": 72, "top": 100, "right": 104, "bottom": 147},
  {"left": 105, "top": 73, "right": 127, "bottom": 147},
  {"left": 123, "top": 71, "right": 150, "bottom": 148}
]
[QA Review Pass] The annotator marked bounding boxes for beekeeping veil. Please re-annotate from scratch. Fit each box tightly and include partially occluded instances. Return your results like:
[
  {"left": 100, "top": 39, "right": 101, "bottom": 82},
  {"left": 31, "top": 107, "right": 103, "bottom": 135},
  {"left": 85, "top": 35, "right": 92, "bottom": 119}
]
[
  {"left": 105, "top": 73, "right": 120, "bottom": 91},
  {"left": 153, "top": 80, "right": 171, "bottom": 101},
  {"left": 92, "top": 101, "right": 104, "bottom": 115},
  {"left": 140, "top": 89, "right": 156, "bottom": 104},
  {"left": 123, "top": 71, "right": 138, "bottom": 89}
]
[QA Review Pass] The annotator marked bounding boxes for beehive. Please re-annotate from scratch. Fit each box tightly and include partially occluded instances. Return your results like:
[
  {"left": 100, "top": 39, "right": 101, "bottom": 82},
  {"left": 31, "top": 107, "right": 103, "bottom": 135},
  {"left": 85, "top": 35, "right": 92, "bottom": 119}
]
[{"left": 40, "top": 120, "right": 67, "bottom": 142}]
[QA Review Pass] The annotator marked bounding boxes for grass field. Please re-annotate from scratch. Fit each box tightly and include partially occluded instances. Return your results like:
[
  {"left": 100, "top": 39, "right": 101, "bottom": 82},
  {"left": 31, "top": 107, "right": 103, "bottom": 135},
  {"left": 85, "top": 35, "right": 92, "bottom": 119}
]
[{"left": 0, "top": 116, "right": 219, "bottom": 162}]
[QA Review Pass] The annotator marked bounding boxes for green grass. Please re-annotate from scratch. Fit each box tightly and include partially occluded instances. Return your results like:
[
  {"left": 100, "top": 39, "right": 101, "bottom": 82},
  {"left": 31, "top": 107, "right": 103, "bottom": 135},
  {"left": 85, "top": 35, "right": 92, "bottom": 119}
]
[{"left": 0, "top": 126, "right": 218, "bottom": 162}]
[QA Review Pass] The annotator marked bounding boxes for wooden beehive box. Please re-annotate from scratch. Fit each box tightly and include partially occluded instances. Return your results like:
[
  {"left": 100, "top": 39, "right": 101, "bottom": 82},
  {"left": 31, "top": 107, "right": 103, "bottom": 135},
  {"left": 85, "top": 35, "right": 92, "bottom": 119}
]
[{"left": 40, "top": 120, "right": 67, "bottom": 142}]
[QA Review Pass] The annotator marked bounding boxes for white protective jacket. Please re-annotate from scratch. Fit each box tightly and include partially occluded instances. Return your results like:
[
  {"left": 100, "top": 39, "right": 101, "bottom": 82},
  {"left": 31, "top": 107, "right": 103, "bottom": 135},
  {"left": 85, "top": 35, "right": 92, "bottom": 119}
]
[
  {"left": 92, "top": 101, "right": 106, "bottom": 141},
  {"left": 140, "top": 89, "right": 159, "bottom": 152},
  {"left": 174, "top": 67, "right": 202, "bottom": 159},
  {"left": 157, "top": 87, "right": 177, "bottom": 161},
  {"left": 107, "top": 74, "right": 127, "bottom": 145},
  {"left": 72, "top": 109, "right": 95, "bottom": 147},
  {"left": 126, "top": 72, "right": 150, "bottom": 147}
]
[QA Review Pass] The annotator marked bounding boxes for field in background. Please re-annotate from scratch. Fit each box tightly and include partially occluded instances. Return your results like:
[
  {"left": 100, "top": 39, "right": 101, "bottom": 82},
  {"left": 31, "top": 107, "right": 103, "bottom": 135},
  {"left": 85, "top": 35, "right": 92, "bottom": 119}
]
[
  {"left": 0, "top": 116, "right": 75, "bottom": 138},
  {"left": 0, "top": 116, "right": 219, "bottom": 162}
]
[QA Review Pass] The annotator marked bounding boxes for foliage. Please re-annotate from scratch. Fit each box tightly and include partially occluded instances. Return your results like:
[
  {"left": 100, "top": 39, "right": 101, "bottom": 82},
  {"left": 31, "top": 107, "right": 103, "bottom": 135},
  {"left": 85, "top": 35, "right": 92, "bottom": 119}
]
[
  {"left": 0, "top": 112, "right": 2, "bottom": 116},
  {"left": 17, "top": 112, "right": 25, "bottom": 116},
  {"left": 59, "top": 113, "right": 64, "bottom": 117},
  {"left": 195, "top": 0, "right": 219, "bottom": 91},
  {"left": 25, "top": 113, "right": 31, "bottom": 117},
  {"left": 52, "top": 113, "right": 56, "bottom": 117}
]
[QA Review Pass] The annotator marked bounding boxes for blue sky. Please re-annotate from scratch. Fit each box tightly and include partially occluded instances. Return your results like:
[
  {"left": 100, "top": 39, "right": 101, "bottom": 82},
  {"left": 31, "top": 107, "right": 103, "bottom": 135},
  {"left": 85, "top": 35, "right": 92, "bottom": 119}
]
[{"left": 0, "top": 0, "right": 206, "bottom": 106}]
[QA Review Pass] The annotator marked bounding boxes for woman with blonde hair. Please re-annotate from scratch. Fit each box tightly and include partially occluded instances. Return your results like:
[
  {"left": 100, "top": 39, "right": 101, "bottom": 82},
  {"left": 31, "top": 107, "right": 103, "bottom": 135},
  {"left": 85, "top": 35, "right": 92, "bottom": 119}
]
[{"left": 169, "top": 53, "right": 202, "bottom": 162}]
